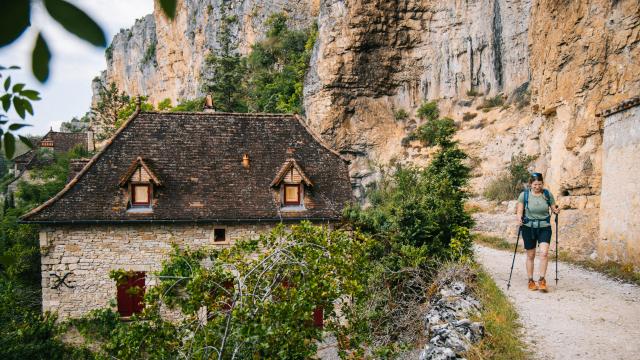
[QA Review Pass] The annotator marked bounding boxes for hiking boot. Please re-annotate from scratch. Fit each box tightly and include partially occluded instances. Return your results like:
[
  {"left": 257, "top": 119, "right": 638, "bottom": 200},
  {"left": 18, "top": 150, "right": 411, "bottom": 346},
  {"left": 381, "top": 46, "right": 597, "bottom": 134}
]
[
  {"left": 528, "top": 279, "right": 538, "bottom": 291},
  {"left": 538, "top": 277, "right": 548, "bottom": 292}
]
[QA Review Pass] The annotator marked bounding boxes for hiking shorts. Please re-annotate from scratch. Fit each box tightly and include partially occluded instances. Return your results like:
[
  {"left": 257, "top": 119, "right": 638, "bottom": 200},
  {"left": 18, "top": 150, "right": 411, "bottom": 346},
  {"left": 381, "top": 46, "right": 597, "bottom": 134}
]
[{"left": 521, "top": 226, "right": 552, "bottom": 250}]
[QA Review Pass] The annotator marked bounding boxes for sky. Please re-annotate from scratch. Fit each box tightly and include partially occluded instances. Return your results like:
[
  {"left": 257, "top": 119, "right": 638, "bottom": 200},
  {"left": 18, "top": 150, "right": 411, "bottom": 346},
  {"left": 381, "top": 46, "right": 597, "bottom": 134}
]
[{"left": 0, "top": 0, "right": 154, "bottom": 136}]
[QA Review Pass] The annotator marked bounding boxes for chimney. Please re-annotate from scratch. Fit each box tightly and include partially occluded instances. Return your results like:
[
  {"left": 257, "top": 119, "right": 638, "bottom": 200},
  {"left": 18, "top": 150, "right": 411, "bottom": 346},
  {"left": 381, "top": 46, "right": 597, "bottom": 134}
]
[
  {"left": 242, "top": 153, "right": 250, "bottom": 169},
  {"left": 86, "top": 127, "right": 95, "bottom": 152},
  {"left": 67, "top": 158, "right": 91, "bottom": 183},
  {"left": 204, "top": 94, "right": 215, "bottom": 112}
]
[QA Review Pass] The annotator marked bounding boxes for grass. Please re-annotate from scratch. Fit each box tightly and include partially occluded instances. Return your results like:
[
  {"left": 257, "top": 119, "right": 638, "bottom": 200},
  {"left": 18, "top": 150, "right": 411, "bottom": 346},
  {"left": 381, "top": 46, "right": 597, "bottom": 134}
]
[
  {"left": 474, "top": 233, "right": 640, "bottom": 286},
  {"left": 473, "top": 233, "right": 517, "bottom": 251},
  {"left": 465, "top": 264, "right": 529, "bottom": 360},
  {"left": 476, "top": 95, "right": 505, "bottom": 111}
]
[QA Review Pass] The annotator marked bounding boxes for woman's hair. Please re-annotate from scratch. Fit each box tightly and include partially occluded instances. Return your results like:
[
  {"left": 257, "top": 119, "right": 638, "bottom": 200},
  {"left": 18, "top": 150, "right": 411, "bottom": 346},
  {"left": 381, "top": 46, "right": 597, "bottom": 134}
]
[{"left": 529, "top": 172, "right": 544, "bottom": 183}]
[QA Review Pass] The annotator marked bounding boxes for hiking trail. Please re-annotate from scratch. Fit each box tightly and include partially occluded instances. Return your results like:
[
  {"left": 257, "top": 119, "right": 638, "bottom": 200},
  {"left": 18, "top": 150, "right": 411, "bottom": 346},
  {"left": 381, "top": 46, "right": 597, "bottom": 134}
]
[{"left": 474, "top": 244, "right": 640, "bottom": 360}]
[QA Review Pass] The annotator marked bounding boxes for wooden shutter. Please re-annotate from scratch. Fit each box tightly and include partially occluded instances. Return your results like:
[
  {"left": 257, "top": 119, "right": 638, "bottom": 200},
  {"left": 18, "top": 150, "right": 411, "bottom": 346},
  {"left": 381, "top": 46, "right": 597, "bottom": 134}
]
[{"left": 117, "top": 272, "right": 145, "bottom": 317}]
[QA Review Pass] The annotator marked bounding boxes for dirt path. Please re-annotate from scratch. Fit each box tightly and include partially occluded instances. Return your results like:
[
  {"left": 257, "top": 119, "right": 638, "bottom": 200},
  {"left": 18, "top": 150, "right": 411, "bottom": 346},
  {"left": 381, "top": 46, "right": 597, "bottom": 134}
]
[{"left": 474, "top": 244, "right": 640, "bottom": 360}]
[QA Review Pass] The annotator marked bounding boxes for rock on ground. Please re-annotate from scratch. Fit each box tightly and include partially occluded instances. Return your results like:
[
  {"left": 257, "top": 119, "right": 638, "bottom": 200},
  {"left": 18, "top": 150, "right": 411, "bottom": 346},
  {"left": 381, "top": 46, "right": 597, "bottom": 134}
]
[{"left": 474, "top": 244, "right": 640, "bottom": 360}]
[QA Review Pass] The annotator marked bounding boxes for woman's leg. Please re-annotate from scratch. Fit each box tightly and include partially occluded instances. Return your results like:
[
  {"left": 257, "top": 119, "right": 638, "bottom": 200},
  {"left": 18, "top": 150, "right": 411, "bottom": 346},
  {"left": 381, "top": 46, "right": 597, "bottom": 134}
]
[
  {"left": 526, "top": 249, "right": 536, "bottom": 279},
  {"left": 538, "top": 242, "right": 550, "bottom": 278}
]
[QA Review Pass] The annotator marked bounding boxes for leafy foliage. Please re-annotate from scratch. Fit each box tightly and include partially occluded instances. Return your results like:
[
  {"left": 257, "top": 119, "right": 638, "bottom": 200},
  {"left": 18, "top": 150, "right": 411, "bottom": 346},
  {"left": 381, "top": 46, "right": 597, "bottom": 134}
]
[
  {"left": 416, "top": 101, "right": 440, "bottom": 121},
  {"left": 0, "top": 66, "right": 39, "bottom": 158},
  {"left": 157, "top": 98, "right": 172, "bottom": 111},
  {"left": 72, "top": 223, "right": 372, "bottom": 359},
  {"left": 483, "top": 153, "right": 536, "bottom": 201},
  {"left": 202, "top": 15, "right": 248, "bottom": 112},
  {"left": 171, "top": 98, "right": 205, "bottom": 112},
  {"left": 91, "top": 81, "right": 153, "bottom": 139},
  {"left": 200, "top": 12, "right": 317, "bottom": 114}
]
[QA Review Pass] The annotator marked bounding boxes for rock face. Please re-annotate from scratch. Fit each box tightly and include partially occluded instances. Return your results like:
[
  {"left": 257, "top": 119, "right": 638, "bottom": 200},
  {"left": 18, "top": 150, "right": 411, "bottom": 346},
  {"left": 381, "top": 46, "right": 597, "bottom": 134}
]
[
  {"left": 98, "top": 0, "right": 640, "bottom": 265},
  {"left": 96, "top": 0, "right": 318, "bottom": 105}
]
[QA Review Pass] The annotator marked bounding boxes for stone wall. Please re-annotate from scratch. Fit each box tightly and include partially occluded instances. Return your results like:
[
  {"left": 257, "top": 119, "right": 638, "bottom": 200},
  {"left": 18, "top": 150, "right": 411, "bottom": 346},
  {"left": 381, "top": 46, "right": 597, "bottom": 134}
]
[
  {"left": 599, "top": 101, "right": 640, "bottom": 266},
  {"left": 40, "top": 223, "right": 273, "bottom": 319}
]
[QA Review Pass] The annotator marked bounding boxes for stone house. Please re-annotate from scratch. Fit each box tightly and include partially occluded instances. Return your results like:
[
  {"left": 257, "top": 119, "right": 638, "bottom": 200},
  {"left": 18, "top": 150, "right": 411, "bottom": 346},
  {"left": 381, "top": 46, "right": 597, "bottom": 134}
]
[
  {"left": 20, "top": 110, "right": 352, "bottom": 319},
  {"left": 7, "top": 130, "right": 95, "bottom": 196}
]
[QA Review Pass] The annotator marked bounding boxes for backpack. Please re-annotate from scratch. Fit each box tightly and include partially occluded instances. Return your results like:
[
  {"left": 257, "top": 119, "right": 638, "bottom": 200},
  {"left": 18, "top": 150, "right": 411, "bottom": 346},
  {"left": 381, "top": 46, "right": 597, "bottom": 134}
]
[{"left": 522, "top": 188, "right": 551, "bottom": 224}]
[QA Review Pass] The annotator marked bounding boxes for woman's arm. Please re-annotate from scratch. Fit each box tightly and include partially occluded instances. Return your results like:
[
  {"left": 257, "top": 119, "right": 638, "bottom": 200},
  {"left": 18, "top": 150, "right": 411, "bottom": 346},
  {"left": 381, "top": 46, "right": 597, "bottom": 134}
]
[{"left": 516, "top": 202, "right": 524, "bottom": 225}]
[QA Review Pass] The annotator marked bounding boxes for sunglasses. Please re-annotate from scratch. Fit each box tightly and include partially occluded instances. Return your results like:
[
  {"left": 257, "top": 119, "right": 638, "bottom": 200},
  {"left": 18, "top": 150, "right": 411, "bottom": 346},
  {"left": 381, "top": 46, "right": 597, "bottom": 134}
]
[{"left": 531, "top": 172, "right": 543, "bottom": 177}]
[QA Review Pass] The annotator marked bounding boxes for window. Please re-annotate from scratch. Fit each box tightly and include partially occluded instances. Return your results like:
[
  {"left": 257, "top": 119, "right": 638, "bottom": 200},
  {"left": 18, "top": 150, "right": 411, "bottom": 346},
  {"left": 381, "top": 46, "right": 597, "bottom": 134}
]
[
  {"left": 284, "top": 184, "right": 300, "bottom": 205},
  {"left": 214, "top": 228, "right": 226, "bottom": 242},
  {"left": 116, "top": 272, "right": 145, "bottom": 317},
  {"left": 131, "top": 184, "right": 151, "bottom": 206}
]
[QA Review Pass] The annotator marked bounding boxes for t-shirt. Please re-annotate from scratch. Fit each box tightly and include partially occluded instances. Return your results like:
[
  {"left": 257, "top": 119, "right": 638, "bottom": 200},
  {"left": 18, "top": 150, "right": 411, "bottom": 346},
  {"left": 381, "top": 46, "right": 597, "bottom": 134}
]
[{"left": 517, "top": 190, "right": 556, "bottom": 228}]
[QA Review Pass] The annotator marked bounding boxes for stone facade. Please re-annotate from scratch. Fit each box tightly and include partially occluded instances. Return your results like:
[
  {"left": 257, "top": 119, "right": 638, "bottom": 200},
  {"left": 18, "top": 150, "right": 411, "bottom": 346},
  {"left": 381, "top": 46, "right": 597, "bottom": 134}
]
[
  {"left": 40, "top": 223, "right": 274, "bottom": 319},
  {"left": 598, "top": 100, "right": 640, "bottom": 266}
]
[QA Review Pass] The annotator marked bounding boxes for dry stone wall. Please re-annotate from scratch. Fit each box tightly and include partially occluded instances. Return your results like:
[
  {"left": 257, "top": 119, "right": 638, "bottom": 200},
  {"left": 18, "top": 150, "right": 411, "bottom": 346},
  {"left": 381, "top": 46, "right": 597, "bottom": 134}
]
[{"left": 40, "top": 223, "right": 273, "bottom": 319}]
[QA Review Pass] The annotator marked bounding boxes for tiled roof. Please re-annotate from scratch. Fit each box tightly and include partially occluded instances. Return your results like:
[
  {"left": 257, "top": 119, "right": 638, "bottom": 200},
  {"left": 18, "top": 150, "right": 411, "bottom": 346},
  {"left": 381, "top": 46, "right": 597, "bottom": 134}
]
[
  {"left": 20, "top": 111, "right": 353, "bottom": 223},
  {"left": 42, "top": 131, "right": 88, "bottom": 153}
]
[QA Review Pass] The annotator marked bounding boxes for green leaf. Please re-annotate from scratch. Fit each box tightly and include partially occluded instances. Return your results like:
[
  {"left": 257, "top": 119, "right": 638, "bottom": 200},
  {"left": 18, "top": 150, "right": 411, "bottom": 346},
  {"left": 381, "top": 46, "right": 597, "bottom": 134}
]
[
  {"left": 19, "top": 135, "right": 35, "bottom": 149},
  {"left": 0, "top": 94, "right": 10, "bottom": 112},
  {"left": 158, "top": 0, "right": 177, "bottom": 19},
  {"left": 32, "top": 33, "right": 52, "bottom": 83},
  {"left": 0, "top": 0, "right": 30, "bottom": 47},
  {"left": 13, "top": 97, "right": 25, "bottom": 119},
  {"left": 12, "top": 83, "right": 25, "bottom": 93},
  {"left": 0, "top": 254, "right": 17, "bottom": 267},
  {"left": 20, "top": 89, "right": 41, "bottom": 100},
  {"left": 44, "top": 0, "right": 107, "bottom": 47},
  {"left": 3, "top": 76, "right": 10, "bottom": 91},
  {"left": 9, "top": 123, "right": 31, "bottom": 131},
  {"left": 4, "top": 133, "right": 16, "bottom": 159},
  {"left": 22, "top": 99, "right": 34, "bottom": 115}
]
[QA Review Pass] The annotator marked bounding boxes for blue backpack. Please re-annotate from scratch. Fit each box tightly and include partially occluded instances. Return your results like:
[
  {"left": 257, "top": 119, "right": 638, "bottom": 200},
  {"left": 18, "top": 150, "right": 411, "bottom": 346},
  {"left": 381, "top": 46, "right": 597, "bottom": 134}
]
[{"left": 522, "top": 188, "right": 551, "bottom": 224}]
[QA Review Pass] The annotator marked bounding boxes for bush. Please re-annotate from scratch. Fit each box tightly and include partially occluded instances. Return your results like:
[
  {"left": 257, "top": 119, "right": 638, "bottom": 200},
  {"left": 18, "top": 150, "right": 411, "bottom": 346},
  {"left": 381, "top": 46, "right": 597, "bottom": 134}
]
[
  {"left": 466, "top": 89, "right": 483, "bottom": 97},
  {"left": 483, "top": 153, "right": 536, "bottom": 201},
  {"left": 462, "top": 112, "right": 478, "bottom": 121},
  {"left": 476, "top": 95, "right": 504, "bottom": 110},
  {"left": 394, "top": 108, "right": 409, "bottom": 121},
  {"left": 171, "top": 98, "right": 205, "bottom": 112},
  {"left": 413, "top": 117, "right": 457, "bottom": 147},
  {"left": 157, "top": 98, "right": 172, "bottom": 111},
  {"left": 416, "top": 101, "right": 439, "bottom": 121}
]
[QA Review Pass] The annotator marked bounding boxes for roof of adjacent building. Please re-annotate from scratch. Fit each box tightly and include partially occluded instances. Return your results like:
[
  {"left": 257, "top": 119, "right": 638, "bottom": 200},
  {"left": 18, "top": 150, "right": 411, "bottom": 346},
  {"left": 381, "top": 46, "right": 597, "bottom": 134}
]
[{"left": 20, "top": 111, "right": 353, "bottom": 223}]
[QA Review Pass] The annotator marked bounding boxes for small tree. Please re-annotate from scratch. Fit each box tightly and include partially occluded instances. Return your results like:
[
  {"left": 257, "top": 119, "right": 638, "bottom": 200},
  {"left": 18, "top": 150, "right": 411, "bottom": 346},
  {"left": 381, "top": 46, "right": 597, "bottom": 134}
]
[
  {"left": 201, "top": 16, "right": 247, "bottom": 112},
  {"left": 91, "top": 81, "right": 130, "bottom": 138}
]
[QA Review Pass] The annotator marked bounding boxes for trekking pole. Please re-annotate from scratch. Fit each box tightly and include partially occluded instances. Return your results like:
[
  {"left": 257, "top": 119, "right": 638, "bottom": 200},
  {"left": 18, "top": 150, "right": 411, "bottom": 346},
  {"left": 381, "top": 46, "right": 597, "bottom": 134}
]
[
  {"left": 555, "top": 213, "right": 559, "bottom": 285},
  {"left": 507, "top": 225, "right": 522, "bottom": 290}
]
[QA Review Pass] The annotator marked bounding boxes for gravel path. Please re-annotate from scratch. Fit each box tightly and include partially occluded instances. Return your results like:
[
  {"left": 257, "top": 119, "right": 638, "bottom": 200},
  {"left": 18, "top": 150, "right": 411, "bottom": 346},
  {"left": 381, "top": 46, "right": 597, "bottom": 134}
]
[{"left": 474, "top": 244, "right": 640, "bottom": 360}]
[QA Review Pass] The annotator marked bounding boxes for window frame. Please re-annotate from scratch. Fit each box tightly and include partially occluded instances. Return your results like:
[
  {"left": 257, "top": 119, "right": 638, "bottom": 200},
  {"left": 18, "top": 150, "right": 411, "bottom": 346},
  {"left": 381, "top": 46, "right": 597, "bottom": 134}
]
[
  {"left": 214, "top": 228, "right": 227, "bottom": 243},
  {"left": 283, "top": 184, "right": 301, "bottom": 206}
]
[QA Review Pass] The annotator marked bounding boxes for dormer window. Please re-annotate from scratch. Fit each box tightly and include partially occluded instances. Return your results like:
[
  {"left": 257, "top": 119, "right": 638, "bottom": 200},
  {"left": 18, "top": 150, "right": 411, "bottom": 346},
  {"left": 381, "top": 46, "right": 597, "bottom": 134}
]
[
  {"left": 284, "top": 184, "right": 301, "bottom": 205},
  {"left": 271, "top": 159, "right": 312, "bottom": 209},
  {"left": 119, "top": 157, "right": 162, "bottom": 211},
  {"left": 132, "top": 184, "right": 151, "bottom": 206}
]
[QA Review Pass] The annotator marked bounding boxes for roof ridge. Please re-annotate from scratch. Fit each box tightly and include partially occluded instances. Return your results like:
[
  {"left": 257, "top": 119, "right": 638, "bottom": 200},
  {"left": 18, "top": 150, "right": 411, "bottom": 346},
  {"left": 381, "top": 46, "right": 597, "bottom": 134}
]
[
  {"left": 143, "top": 111, "right": 297, "bottom": 118},
  {"left": 20, "top": 108, "right": 142, "bottom": 221}
]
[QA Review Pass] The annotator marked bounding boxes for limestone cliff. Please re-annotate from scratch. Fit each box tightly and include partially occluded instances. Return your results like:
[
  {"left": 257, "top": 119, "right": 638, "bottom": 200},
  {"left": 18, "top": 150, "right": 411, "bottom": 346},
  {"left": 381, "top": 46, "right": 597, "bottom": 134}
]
[
  {"left": 95, "top": 0, "right": 319, "bottom": 104},
  {"left": 96, "top": 0, "right": 640, "bottom": 265}
]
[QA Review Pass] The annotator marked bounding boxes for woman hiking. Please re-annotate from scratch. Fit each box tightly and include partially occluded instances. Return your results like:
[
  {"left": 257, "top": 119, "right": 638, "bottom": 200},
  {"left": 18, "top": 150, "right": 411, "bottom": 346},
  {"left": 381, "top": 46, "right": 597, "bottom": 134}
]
[{"left": 516, "top": 172, "right": 560, "bottom": 292}]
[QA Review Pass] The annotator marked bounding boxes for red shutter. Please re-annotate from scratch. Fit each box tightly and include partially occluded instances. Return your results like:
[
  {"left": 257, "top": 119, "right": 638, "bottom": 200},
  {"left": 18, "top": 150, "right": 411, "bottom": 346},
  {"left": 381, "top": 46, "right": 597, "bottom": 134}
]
[
  {"left": 117, "top": 272, "right": 145, "bottom": 317},
  {"left": 313, "top": 306, "right": 324, "bottom": 328}
]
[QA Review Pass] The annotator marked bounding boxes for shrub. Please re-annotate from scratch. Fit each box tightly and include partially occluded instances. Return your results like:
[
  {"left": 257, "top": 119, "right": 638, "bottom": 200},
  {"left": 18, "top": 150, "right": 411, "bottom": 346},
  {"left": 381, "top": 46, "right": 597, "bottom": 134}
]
[
  {"left": 171, "top": 98, "right": 205, "bottom": 112},
  {"left": 413, "top": 117, "right": 456, "bottom": 147},
  {"left": 416, "top": 101, "right": 439, "bottom": 121},
  {"left": 483, "top": 153, "right": 536, "bottom": 201},
  {"left": 466, "top": 89, "right": 482, "bottom": 97},
  {"left": 462, "top": 112, "right": 477, "bottom": 121},
  {"left": 157, "top": 98, "right": 172, "bottom": 111},
  {"left": 394, "top": 108, "right": 409, "bottom": 121},
  {"left": 476, "top": 95, "right": 504, "bottom": 110}
]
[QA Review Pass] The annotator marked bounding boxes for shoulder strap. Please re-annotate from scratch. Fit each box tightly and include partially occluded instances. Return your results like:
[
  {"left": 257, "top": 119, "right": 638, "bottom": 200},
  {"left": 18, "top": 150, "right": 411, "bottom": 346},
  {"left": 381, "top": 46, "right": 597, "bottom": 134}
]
[
  {"left": 524, "top": 189, "right": 529, "bottom": 212},
  {"left": 543, "top": 189, "right": 551, "bottom": 207}
]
